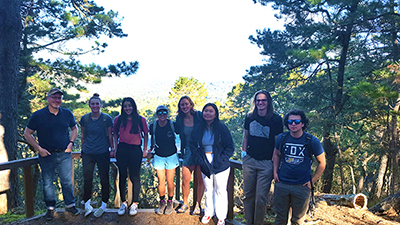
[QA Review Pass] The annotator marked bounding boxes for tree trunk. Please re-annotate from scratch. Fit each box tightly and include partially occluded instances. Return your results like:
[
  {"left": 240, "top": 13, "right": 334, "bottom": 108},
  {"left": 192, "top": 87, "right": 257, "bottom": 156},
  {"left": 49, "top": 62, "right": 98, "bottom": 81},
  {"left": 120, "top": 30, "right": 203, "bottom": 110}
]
[
  {"left": 357, "top": 154, "right": 374, "bottom": 193},
  {"left": 337, "top": 147, "right": 345, "bottom": 194},
  {"left": 321, "top": 133, "right": 337, "bottom": 193},
  {"left": 321, "top": 2, "right": 358, "bottom": 193},
  {"left": 372, "top": 153, "right": 389, "bottom": 200},
  {"left": 0, "top": 0, "right": 22, "bottom": 212},
  {"left": 369, "top": 192, "right": 400, "bottom": 214},
  {"left": 320, "top": 193, "right": 367, "bottom": 209}
]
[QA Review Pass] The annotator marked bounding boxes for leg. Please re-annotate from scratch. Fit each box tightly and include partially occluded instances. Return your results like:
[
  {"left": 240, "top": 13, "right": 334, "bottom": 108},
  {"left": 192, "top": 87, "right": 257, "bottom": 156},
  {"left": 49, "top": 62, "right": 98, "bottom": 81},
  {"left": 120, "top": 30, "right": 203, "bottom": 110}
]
[
  {"left": 82, "top": 153, "right": 96, "bottom": 202},
  {"left": 290, "top": 185, "right": 311, "bottom": 225},
  {"left": 202, "top": 172, "right": 214, "bottom": 217},
  {"left": 181, "top": 165, "right": 195, "bottom": 205},
  {"left": 96, "top": 151, "right": 110, "bottom": 204},
  {"left": 39, "top": 155, "right": 57, "bottom": 209},
  {"left": 202, "top": 153, "right": 215, "bottom": 217},
  {"left": 128, "top": 145, "right": 143, "bottom": 203},
  {"left": 195, "top": 165, "right": 205, "bottom": 204},
  {"left": 166, "top": 168, "right": 176, "bottom": 198},
  {"left": 274, "top": 182, "right": 291, "bottom": 225},
  {"left": 214, "top": 167, "right": 230, "bottom": 221},
  {"left": 254, "top": 160, "right": 273, "bottom": 225},
  {"left": 156, "top": 169, "right": 166, "bottom": 197},
  {"left": 116, "top": 146, "right": 129, "bottom": 203},
  {"left": 242, "top": 156, "right": 257, "bottom": 224},
  {"left": 57, "top": 152, "right": 75, "bottom": 207}
]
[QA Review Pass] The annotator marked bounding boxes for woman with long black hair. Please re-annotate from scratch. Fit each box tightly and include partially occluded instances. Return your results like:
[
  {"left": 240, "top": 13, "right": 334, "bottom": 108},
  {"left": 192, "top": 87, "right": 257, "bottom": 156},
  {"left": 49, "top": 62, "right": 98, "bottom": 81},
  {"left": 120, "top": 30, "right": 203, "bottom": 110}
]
[
  {"left": 113, "top": 97, "right": 149, "bottom": 216},
  {"left": 190, "top": 103, "right": 234, "bottom": 225}
]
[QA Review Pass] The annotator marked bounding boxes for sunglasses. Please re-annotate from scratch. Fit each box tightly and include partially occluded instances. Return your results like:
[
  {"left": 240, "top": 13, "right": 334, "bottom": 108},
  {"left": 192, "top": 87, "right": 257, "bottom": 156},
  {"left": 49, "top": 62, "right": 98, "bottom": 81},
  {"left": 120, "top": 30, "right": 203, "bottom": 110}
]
[
  {"left": 287, "top": 119, "right": 302, "bottom": 125},
  {"left": 157, "top": 111, "right": 168, "bottom": 115},
  {"left": 256, "top": 99, "right": 267, "bottom": 103}
]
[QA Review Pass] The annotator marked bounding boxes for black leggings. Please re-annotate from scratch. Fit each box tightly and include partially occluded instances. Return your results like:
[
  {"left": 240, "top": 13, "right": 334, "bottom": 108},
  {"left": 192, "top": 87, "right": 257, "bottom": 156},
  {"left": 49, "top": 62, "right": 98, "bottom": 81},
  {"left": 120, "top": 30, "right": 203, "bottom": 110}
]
[
  {"left": 116, "top": 142, "right": 142, "bottom": 203},
  {"left": 82, "top": 151, "right": 110, "bottom": 203}
]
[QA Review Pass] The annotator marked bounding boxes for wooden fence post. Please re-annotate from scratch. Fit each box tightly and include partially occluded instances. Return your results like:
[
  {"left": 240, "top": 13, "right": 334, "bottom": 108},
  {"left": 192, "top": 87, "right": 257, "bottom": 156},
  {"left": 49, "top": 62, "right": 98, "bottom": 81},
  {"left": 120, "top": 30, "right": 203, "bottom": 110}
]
[{"left": 23, "top": 165, "right": 34, "bottom": 218}]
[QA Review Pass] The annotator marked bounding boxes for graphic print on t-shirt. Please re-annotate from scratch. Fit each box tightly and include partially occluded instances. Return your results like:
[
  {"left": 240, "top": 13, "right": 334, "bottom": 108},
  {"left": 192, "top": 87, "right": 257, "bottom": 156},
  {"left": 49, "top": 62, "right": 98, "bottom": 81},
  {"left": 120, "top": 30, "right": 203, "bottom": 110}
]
[
  {"left": 249, "top": 120, "right": 270, "bottom": 138},
  {"left": 284, "top": 143, "right": 305, "bottom": 165}
]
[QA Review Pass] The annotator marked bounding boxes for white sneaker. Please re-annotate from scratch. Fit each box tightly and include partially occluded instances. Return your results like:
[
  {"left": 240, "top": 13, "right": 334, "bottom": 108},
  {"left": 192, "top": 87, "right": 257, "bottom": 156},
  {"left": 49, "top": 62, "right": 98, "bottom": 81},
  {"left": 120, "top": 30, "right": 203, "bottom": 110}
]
[
  {"left": 217, "top": 219, "right": 225, "bottom": 225},
  {"left": 129, "top": 204, "right": 138, "bottom": 216},
  {"left": 118, "top": 203, "right": 127, "bottom": 216},
  {"left": 84, "top": 204, "right": 93, "bottom": 217},
  {"left": 201, "top": 215, "right": 212, "bottom": 224}
]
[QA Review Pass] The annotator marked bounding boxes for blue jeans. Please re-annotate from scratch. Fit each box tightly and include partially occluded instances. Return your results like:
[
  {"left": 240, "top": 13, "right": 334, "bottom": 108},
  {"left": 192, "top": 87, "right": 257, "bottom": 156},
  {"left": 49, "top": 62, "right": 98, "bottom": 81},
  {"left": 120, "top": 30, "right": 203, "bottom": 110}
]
[{"left": 39, "top": 151, "right": 75, "bottom": 209}]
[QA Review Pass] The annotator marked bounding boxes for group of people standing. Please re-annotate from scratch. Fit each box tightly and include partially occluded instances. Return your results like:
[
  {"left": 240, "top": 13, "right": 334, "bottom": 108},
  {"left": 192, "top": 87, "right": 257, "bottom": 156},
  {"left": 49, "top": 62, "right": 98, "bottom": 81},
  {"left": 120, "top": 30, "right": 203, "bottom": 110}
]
[{"left": 24, "top": 87, "right": 326, "bottom": 225}]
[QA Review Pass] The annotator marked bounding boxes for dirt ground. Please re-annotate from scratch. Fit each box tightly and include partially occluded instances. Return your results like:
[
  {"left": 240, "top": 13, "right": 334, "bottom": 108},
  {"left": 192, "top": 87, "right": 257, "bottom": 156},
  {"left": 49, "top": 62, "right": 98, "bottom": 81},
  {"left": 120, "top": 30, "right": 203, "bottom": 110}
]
[{"left": 6, "top": 199, "right": 400, "bottom": 225}]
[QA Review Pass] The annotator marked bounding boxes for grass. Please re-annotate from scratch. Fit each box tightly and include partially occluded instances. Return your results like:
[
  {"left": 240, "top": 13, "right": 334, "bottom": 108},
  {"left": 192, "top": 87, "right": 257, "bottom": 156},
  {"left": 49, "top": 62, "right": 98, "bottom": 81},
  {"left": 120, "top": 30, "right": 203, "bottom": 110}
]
[{"left": 0, "top": 209, "right": 46, "bottom": 224}]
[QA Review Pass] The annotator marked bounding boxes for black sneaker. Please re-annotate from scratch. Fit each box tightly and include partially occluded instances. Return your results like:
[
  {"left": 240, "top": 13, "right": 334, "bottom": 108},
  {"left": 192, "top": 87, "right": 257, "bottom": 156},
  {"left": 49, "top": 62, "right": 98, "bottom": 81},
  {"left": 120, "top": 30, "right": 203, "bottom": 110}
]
[
  {"left": 65, "top": 206, "right": 79, "bottom": 215},
  {"left": 45, "top": 209, "right": 54, "bottom": 221},
  {"left": 157, "top": 200, "right": 167, "bottom": 215}
]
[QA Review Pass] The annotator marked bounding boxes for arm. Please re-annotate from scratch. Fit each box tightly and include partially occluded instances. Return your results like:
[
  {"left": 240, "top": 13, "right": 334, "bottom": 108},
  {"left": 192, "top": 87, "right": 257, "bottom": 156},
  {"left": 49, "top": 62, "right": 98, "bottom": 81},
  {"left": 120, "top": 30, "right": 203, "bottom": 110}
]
[
  {"left": 107, "top": 126, "right": 114, "bottom": 149},
  {"left": 220, "top": 124, "right": 234, "bottom": 160},
  {"left": 142, "top": 133, "right": 148, "bottom": 158},
  {"left": 242, "top": 129, "right": 249, "bottom": 152},
  {"left": 311, "top": 152, "right": 326, "bottom": 185},
  {"left": 65, "top": 125, "right": 78, "bottom": 153},
  {"left": 24, "top": 127, "right": 51, "bottom": 157},
  {"left": 272, "top": 148, "right": 280, "bottom": 182},
  {"left": 81, "top": 126, "right": 85, "bottom": 148}
]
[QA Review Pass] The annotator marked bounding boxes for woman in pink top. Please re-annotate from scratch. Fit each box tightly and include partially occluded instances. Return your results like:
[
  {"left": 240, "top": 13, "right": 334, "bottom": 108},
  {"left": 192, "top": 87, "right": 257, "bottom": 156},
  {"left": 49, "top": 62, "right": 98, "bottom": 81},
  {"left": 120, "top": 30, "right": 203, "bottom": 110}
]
[{"left": 112, "top": 97, "right": 149, "bottom": 216}]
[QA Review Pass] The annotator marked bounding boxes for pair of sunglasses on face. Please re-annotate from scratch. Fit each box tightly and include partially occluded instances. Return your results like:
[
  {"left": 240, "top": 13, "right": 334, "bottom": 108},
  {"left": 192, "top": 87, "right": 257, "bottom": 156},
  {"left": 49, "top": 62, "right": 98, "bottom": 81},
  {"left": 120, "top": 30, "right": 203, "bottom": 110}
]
[
  {"left": 157, "top": 110, "right": 168, "bottom": 115},
  {"left": 287, "top": 119, "right": 302, "bottom": 125}
]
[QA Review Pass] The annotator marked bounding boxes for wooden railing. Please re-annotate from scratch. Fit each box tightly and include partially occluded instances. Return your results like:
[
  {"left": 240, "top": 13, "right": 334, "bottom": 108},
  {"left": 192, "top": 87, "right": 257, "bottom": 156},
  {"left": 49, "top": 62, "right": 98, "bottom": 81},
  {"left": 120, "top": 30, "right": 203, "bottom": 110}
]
[{"left": 0, "top": 152, "right": 243, "bottom": 220}]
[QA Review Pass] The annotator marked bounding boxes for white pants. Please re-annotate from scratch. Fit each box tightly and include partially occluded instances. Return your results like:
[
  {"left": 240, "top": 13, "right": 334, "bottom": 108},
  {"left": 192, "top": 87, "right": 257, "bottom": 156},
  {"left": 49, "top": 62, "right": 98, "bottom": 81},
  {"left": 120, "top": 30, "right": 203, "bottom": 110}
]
[{"left": 202, "top": 153, "right": 230, "bottom": 220}]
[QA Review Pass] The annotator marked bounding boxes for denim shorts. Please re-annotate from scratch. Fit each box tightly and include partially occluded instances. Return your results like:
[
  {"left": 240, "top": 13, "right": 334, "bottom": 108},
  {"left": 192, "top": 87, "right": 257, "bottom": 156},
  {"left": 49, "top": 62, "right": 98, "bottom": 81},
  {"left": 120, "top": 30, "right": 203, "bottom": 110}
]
[{"left": 153, "top": 153, "right": 179, "bottom": 170}]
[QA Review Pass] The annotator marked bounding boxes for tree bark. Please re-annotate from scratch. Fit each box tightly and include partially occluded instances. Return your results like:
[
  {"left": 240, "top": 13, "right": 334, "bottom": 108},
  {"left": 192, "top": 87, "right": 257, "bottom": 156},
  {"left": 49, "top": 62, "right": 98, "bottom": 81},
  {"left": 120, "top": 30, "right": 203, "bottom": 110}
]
[
  {"left": 322, "top": 133, "right": 337, "bottom": 193},
  {"left": 371, "top": 153, "right": 389, "bottom": 200},
  {"left": 320, "top": 193, "right": 368, "bottom": 209},
  {"left": 0, "top": 0, "right": 23, "bottom": 212}
]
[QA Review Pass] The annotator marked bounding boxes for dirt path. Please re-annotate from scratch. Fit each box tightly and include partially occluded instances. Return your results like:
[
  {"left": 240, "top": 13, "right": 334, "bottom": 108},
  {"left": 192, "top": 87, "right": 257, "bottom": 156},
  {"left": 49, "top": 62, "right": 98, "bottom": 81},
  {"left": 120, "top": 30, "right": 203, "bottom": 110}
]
[{"left": 7, "top": 209, "right": 240, "bottom": 225}]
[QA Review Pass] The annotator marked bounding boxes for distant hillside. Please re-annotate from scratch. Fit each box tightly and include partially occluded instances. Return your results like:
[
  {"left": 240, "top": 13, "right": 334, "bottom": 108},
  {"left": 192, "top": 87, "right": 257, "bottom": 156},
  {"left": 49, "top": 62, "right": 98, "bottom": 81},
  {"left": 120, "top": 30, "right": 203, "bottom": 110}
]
[{"left": 81, "top": 76, "right": 237, "bottom": 109}]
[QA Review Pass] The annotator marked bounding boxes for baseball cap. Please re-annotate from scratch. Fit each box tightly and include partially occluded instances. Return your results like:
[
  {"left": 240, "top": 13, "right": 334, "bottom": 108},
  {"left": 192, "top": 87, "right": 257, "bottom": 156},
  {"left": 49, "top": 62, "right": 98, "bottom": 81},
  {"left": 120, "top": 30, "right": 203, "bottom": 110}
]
[
  {"left": 47, "top": 88, "right": 64, "bottom": 96},
  {"left": 156, "top": 105, "right": 168, "bottom": 112}
]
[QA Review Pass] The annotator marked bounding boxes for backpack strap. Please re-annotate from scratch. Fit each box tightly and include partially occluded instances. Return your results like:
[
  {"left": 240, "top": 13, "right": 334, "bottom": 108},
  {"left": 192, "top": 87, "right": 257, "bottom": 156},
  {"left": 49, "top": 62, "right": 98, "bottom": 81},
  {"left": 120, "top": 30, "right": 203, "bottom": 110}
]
[
  {"left": 304, "top": 132, "right": 313, "bottom": 159},
  {"left": 278, "top": 131, "right": 290, "bottom": 155},
  {"left": 83, "top": 113, "right": 91, "bottom": 140},
  {"left": 101, "top": 113, "right": 109, "bottom": 137}
]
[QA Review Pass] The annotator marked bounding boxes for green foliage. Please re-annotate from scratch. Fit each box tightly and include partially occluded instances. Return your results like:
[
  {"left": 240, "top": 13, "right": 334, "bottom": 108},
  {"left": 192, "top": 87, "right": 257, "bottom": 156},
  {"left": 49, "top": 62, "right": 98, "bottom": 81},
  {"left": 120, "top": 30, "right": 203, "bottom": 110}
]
[{"left": 168, "top": 77, "right": 208, "bottom": 116}]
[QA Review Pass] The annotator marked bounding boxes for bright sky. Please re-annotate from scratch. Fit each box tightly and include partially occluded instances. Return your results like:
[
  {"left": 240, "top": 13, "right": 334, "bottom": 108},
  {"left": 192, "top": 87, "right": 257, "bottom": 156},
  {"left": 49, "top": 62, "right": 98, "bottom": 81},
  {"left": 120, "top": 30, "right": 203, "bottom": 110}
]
[{"left": 75, "top": 0, "right": 283, "bottom": 84}]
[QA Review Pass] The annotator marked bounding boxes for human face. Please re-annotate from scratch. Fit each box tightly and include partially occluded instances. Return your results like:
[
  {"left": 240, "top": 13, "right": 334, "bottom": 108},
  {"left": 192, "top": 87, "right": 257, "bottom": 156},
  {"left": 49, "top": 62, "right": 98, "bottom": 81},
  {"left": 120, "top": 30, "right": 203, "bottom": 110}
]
[
  {"left": 157, "top": 110, "right": 168, "bottom": 122},
  {"left": 179, "top": 98, "right": 192, "bottom": 115},
  {"left": 89, "top": 99, "right": 102, "bottom": 114},
  {"left": 47, "top": 93, "right": 63, "bottom": 110},
  {"left": 287, "top": 115, "right": 304, "bottom": 133},
  {"left": 256, "top": 93, "right": 268, "bottom": 111},
  {"left": 203, "top": 106, "right": 216, "bottom": 124},
  {"left": 123, "top": 101, "right": 133, "bottom": 116}
]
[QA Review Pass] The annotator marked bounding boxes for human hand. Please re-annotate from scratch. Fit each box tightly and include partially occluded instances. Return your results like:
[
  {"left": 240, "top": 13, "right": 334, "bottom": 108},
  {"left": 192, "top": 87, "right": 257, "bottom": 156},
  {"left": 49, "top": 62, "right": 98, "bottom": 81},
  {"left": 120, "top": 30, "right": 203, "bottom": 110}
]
[
  {"left": 274, "top": 172, "right": 280, "bottom": 182},
  {"left": 38, "top": 148, "right": 51, "bottom": 157},
  {"left": 142, "top": 150, "right": 148, "bottom": 158},
  {"left": 110, "top": 149, "right": 116, "bottom": 158},
  {"left": 303, "top": 181, "right": 312, "bottom": 189}
]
